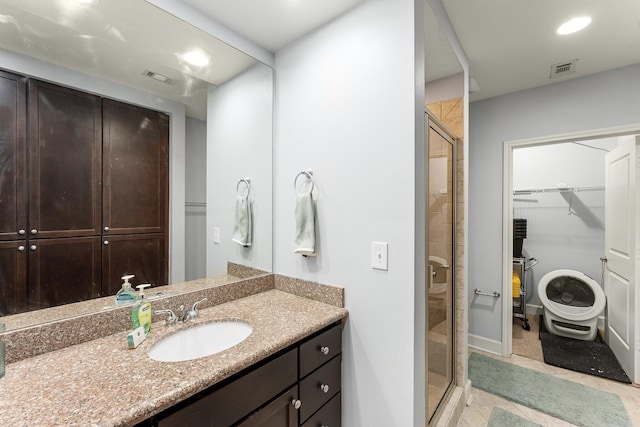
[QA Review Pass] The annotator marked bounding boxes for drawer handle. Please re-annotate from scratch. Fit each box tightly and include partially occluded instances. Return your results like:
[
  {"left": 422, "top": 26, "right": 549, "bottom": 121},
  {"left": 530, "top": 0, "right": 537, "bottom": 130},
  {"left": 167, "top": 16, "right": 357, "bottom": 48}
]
[
  {"left": 320, "top": 383, "right": 330, "bottom": 393},
  {"left": 18, "top": 245, "right": 25, "bottom": 252},
  {"left": 291, "top": 399, "right": 302, "bottom": 410},
  {"left": 104, "top": 226, "right": 110, "bottom": 232},
  {"left": 18, "top": 229, "right": 26, "bottom": 235},
  {"left": 30, "top": 245, "right": 37, "bottom": 251},
  {"left": 320, "top": 346, "right": 330, "bottom": 355},
  {"left": 31, "top": 228, "right": 38, "bottom": 235}
]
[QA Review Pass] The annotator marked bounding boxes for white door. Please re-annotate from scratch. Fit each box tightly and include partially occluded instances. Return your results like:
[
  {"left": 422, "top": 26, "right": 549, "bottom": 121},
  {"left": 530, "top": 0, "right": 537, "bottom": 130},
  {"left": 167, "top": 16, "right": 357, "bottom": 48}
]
[{"left": 604, "top": 136, "right": 639, "bottom": 383}]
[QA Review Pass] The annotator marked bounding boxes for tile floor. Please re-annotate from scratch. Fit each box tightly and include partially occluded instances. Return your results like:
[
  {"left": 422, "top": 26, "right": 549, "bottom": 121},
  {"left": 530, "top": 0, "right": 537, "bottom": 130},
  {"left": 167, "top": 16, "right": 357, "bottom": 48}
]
[{"left": 457, "top": 316, "right": 640, "bottom": 426}]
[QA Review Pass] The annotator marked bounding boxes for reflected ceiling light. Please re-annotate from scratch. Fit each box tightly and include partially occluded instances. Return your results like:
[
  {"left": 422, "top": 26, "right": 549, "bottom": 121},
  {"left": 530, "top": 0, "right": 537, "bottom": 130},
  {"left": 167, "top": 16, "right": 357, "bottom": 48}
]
[
  {"left": 556, "top": 17, "right": 592, "bottom": 35},
  {"left": 74, "top": 0, "right": 99, "bottom": 5},
  {"left": 182, "top": 51, "right": 210, "bottom": 67}
]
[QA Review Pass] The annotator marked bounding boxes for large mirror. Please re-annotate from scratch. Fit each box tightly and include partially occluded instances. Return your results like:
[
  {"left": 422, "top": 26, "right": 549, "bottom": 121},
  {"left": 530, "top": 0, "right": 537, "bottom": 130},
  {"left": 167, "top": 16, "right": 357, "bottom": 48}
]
[{"left": 0, "top": 0, "right": 273, "bottom": 331}]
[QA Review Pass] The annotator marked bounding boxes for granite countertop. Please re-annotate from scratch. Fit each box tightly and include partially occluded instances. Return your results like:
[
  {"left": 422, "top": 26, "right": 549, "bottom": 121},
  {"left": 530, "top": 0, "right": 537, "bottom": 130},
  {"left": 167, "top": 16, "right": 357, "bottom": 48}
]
[{"left": 0, "top": 289, "right": 348, "bottom": 427}]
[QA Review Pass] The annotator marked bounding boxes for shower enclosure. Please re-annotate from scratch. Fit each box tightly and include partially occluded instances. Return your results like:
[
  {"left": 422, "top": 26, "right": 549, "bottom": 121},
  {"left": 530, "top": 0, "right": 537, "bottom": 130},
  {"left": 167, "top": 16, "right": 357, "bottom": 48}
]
[{"left": 426, "top": 113, "right": 456, "bottom": 423}]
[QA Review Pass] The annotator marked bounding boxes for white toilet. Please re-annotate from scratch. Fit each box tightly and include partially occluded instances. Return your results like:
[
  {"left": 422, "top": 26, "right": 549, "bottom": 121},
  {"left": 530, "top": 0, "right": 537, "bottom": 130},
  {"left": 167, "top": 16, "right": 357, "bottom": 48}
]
[
  {"left": 537, "top": 269, "right": 606, "bottom": 341},
  {"left": 428, "top": 256, "right": 449, "bottom": 295}
]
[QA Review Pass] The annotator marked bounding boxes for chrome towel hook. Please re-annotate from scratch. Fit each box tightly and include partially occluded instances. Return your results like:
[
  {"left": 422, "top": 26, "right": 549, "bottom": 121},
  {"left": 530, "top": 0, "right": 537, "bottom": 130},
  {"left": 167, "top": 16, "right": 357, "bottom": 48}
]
[
  {"left": 236, "top": 177, "right": 251, "bottom": 198},
  {"left": 294, "top": 170, "right": 314, "bottom": 195}
]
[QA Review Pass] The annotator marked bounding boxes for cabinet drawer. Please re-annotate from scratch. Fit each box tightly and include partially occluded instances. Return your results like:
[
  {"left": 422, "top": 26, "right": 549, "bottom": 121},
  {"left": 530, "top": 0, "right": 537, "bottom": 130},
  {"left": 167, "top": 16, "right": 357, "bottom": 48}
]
[
  {"left": 157, "top": 348, "right": 297, "bottom": 427},
  {"left": 299, "top": 355, "right": 341, "bottom": 422},
  {"left": 301, "top": 393, "right": 341, "bottom": 427},
  {"left": 299, "top": 323, "right": 342, "bottom": 378}
]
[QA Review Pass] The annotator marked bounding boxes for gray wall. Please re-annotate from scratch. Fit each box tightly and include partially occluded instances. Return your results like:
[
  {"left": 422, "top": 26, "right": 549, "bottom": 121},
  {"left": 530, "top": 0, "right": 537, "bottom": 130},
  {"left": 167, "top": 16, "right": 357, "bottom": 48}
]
[
  {"left": 185, "top": 117, "right": 207, "bottom": 281},
  {"left": 468, "top": 63, "right": 640, "bottom": 347},
  {"left": 274, "top": 0, "right": 423, "bottom": 424}
]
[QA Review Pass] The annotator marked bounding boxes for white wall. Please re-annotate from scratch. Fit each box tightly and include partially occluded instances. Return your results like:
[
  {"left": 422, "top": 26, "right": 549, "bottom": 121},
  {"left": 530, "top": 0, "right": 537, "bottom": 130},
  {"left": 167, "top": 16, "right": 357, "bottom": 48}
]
[
  {"left": 468, "top": 63, "right": 640, "bottom": 345},
  {"left": 185, "top": 117, "right": 207, "bottom": 280},
  {"left": 0, "top": 48, "right": 187, "bottom": 284},
  {"left": 274, "top": 0, "right": 421, "bottom": 425},
  {"left": 207, "top": 63, "right": 273, "bottom": 276},
  {"left": 513, "top": 140, "right": 620, "bottom": 305}
]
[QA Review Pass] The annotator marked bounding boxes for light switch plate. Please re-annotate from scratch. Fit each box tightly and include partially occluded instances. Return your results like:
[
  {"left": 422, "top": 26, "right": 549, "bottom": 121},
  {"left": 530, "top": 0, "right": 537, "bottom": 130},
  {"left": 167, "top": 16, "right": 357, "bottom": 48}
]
[
  {"left": 371, "top": 242, "right": 388, "bottom": 270},
  {"left": 213, "top": 227, "right": 220, "bottom": 244}
]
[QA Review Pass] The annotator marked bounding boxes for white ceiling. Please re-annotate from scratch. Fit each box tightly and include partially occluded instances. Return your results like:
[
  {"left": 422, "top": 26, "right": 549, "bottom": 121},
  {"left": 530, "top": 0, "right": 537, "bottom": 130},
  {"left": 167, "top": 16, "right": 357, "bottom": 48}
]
[
  {"left": 2, "top": 0, "right": 636, "bottom": 119},
  {"left": 180, "top": 0, "right": 365, "bottom": 52},
  {"left": 443, "top": 0, "right": 640, "bottom": 102}
]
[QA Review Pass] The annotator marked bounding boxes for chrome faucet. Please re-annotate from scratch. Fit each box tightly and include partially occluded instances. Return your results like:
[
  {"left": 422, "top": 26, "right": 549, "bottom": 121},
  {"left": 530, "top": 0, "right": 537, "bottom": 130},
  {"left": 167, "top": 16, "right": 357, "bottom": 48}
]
[
  {"left": 176, "top": 298, "right": 208, "bottom": 322},
  {"left": 155, "top": 298, "right": 208, "bottom": 326},
  {"left": 186, "top": 298, "right": 208, "bottom": 321},
  {"left": 154, "top": 309, "right": 177, "bottom": 326}
]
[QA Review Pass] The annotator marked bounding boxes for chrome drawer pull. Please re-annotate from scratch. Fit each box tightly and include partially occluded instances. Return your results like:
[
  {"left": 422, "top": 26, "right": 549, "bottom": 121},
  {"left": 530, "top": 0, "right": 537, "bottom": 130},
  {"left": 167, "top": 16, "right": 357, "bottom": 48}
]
[
  {"left": 320, "top": 384, "right": 329, "bottom": 393},
  {"left": 291, "top": 399, "right": 302, "bottom": 409},
  {"left": 18, "top": 246, "right": 25, "bottom": 252},
  {"left": 320, "top": 346, "right": 330, "bottom": 355}
]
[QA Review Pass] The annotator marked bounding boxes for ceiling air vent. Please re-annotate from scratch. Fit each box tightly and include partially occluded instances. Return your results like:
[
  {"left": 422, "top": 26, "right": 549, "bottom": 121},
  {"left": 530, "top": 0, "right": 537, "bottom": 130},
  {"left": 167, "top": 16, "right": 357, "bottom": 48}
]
[
  {"left": 550, "top": 59, "right": 578, "bottom": 79},
  {"left": 142, "top": 70, "right": 177, "bottom": 85}
]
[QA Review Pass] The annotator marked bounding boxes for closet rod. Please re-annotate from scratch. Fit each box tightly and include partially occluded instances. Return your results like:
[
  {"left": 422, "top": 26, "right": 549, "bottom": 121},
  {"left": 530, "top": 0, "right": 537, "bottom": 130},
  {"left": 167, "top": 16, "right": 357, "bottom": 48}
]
[{"left": 514, "top": 185, "right": 604, "bottom": 195}]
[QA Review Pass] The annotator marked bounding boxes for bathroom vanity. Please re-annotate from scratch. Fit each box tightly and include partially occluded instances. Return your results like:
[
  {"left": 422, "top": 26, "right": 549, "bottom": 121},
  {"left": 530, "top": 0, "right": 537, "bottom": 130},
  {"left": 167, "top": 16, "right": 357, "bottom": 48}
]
[
  {"left": 0, "top": 279, "right": 347, "bottom": 426},
  {"left": 146, "top": 322, "right": 342, "bottom": 426}
]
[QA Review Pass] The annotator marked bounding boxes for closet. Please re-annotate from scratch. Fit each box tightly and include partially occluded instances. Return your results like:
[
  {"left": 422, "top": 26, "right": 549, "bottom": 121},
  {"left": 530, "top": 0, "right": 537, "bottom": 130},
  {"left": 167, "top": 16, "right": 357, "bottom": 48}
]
[{"left": 0, "top": 70, "right": 168, "bottom": 315}]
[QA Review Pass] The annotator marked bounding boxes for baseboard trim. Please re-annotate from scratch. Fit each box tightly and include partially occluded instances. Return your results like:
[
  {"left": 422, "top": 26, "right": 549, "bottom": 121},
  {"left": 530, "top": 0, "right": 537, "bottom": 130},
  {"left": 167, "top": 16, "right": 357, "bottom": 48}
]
[{"left": 468, "top": 333, "right": 502, "bottom": 355}]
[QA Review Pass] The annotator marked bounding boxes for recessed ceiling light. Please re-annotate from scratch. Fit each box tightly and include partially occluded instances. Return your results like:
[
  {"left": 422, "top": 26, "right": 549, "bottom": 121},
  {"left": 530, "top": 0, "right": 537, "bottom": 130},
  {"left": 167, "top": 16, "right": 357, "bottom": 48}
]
[
  {"left": 182, "top": 51, "right": 210, "bottom": 67},
  {"left": 556, "top": 17, "right": 592, "bottom": 35}
]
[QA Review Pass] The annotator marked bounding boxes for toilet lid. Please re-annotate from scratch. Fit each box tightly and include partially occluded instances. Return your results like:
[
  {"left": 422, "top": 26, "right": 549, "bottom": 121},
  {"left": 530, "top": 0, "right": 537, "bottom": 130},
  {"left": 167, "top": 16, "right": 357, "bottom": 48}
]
[{"left": 537, "top": 269, "right": 606, "bottom": 321}]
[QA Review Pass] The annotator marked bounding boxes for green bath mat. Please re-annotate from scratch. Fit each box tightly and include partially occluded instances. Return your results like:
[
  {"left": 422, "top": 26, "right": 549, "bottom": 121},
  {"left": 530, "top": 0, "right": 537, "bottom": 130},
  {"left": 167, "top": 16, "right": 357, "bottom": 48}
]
[
  {"left": 487, "top": 408, "right": 542, "bottom": 427},
  {"left": 469, "top": 352, "right": 631, "bottom": 427}
]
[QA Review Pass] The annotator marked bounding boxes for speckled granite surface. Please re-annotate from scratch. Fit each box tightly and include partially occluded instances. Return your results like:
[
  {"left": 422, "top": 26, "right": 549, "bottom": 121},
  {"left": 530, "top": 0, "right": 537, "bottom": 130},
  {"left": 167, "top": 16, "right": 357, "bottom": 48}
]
[
  {"left": 2, "top": 275, "right": 273, "bottom": 363},
  {"left": 0, "top": 290, "right": 348, "bottom": 427}
]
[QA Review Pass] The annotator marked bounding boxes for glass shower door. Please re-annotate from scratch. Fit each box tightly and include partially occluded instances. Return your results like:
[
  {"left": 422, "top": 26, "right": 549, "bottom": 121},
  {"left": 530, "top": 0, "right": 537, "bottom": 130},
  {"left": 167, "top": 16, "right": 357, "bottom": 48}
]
[{"left": 426, "top": 116, "right": 456, "bottom": 423}]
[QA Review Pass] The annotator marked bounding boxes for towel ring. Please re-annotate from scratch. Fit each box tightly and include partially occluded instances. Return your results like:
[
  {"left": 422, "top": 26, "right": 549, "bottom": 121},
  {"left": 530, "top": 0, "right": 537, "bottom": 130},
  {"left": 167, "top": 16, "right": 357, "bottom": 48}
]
[
  {"left": 294, "top": 170, "right": 314, "bottom": 195},
  {"left": 236, "top": 178, "right": 251, "bottom": 198}
]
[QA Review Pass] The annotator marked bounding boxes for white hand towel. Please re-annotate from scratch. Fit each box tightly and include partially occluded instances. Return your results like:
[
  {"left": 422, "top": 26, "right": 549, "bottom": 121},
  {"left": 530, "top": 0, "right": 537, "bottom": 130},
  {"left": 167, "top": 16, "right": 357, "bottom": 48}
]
[
  {"left": 232, "top": 195, "right": 252, "bottom": 247},
  {"left": 294, "top": 192, "right": 316, "bottom": 256}
]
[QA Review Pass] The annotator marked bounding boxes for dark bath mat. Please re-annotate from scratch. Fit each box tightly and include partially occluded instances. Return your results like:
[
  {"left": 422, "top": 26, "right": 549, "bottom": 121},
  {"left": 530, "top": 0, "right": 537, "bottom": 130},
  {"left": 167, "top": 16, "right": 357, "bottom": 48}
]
[{"left": 539, "top": 315, "right": 631, "bottom": 384}]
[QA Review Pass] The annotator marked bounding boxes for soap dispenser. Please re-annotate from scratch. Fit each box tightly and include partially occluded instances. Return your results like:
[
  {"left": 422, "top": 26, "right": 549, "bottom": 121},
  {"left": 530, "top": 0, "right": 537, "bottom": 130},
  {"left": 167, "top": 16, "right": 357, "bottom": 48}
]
[
  {"left": 115, "top": 274, "right": 138, "bottom": 305},
  {"left": 132, "top": 284, "right": 152, "bottom": 336}
]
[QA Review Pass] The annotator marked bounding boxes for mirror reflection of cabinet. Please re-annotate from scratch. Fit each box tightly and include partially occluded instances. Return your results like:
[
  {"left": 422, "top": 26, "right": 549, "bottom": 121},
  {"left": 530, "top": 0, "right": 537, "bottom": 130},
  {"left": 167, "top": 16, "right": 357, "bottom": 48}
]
[{"left": 0, "top": 71, "right": 168, "bottom": 315}]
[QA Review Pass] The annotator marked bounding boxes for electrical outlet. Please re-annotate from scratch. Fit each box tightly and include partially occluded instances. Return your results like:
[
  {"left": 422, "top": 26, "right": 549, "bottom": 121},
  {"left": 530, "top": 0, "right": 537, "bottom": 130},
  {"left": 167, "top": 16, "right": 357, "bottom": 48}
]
[
  {"left": 213, "top": 227, "right": 220, "bottom": 244},
  {"left": 371, "top": 242, "right": 388, "bottom": 270}
]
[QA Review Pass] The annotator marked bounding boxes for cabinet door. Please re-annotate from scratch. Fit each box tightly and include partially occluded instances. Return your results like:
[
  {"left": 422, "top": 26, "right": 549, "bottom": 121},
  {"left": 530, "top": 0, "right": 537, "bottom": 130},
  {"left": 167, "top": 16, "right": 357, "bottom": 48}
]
[
  {"left": 102, "top": 100, "right": 168, "bottom": 235},
  {"left": 0, "top": 241, "right": 27, "bottom": 315},
  {"left": 28, "top": 80, "right": 102, "bottom": 239},
  {"left": 237, "top": 386, "right": 299, "bottom": 427},
  {"left": 27, "top": 237, "right": 101, "bottom": 311},
  {"left": 102, "top": 233, "right": 167, "bottom": 296},
  {"left": 0, "top": 71, "right": 26, "bottom": 241}
]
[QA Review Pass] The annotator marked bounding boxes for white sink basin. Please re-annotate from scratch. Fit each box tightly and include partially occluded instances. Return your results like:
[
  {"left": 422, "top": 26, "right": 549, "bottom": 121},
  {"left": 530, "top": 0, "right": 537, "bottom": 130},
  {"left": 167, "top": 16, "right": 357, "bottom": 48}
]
[{"left": 148, "top": 321, "right": 253, "bottom": 362}]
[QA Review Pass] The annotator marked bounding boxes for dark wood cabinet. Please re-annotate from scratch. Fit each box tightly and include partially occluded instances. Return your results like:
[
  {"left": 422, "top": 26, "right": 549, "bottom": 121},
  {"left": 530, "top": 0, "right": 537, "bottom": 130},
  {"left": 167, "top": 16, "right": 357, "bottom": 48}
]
[
  {"left": 103, "top": 99, "right": 168, "bottom": 236},
  {"left": 102, "top": 233, "right": 167, "bottom": 296},
  {"left": 28, "top": 80, "right": 102, "bottom": 239},
  {"left": 0, "top": 241, "right": 27, "bottom": 315},
  {"left": 0, "top": 74, "right": 169, "bottom": 314},
  {"left": 27, "top": 237, "right": 101, "bottom": 310},
  {"left": 0, "top": 70, "right": 27, "bottom": 241},
  {"left": 148, "top": 323, "right": 343, "bottom": 427},
  {"left": 238, "top": 386, "right": 299, "bottom": 427}
]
